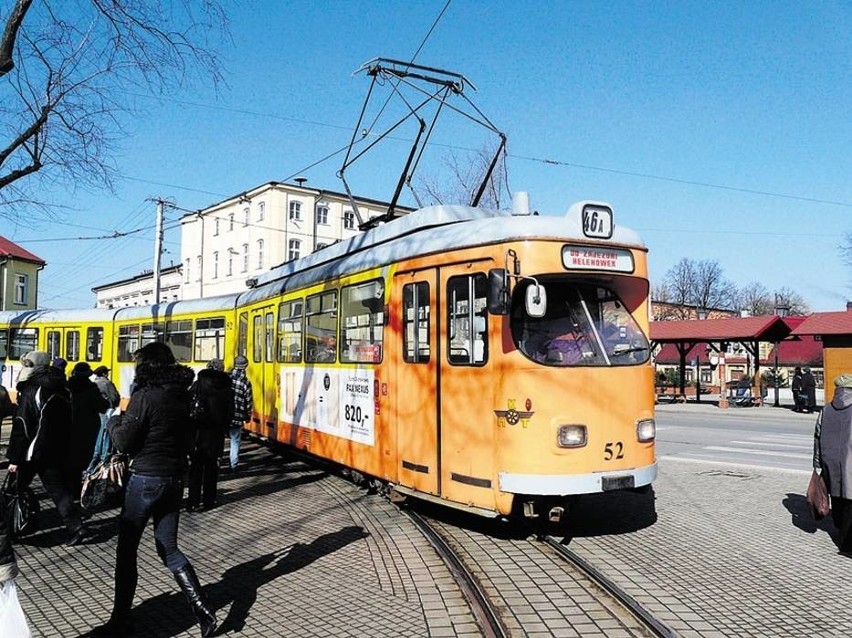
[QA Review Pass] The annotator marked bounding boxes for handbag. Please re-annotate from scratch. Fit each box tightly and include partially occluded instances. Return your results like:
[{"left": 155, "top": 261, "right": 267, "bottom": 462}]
[
  {"left": 1, "top": 473, "right": 40, "bottom": 540},
  {"left": 806, "top": 470, "right": 830, "bottom": 521},
  {"left": 80, "top": 453, "right": 128, "bottom": 514},
  {"left": 0, "top": 579, "right": 31, "bottom": 638}
]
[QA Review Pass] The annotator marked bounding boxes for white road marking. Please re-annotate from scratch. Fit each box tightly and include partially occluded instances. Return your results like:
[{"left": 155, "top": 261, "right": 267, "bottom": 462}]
[
  {"left": 705, "top": 446, "right": 811, "bottom": 459},
  {"left": 658, "top": 455, "right": 811, "bottom": 475}
]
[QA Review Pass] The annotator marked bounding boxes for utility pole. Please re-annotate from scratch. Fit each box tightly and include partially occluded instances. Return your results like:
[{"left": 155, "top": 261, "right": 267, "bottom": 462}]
[{"left": 153, "top": 199, "right": 165, "bottom": 305}]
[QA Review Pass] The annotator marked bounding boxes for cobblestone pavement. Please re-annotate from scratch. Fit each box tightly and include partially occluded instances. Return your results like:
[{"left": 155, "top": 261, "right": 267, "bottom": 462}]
[
  {"left": 6, "top": 439, "right": 478, "bottom": 638},
  {"left": 563, "top": 459, "right": 851, "bottom": 637}
]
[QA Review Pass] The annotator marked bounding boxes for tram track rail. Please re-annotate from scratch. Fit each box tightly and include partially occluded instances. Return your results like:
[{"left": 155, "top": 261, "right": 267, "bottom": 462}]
[
  {"left": 406, "top": 510, "right": 509, "bottom": 638},
  {"left": 539, "top": 535, "right": 677, "bottom": 638}
]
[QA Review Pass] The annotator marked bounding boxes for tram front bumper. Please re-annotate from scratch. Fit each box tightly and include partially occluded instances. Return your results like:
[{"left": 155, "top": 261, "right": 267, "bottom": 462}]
[{"left": 499, "top": 462, "right": 657, "bottom": 496}]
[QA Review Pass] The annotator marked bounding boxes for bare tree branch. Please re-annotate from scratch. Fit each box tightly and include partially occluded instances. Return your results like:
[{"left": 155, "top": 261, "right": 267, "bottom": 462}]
[{"left": 0, "top": 0, "right": 32, "bottom": 76}]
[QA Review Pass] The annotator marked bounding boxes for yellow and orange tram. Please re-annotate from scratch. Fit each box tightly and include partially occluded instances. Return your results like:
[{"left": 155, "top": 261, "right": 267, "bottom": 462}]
[{"left": 0, "top": 197, "right": 656, "bottom": 520}]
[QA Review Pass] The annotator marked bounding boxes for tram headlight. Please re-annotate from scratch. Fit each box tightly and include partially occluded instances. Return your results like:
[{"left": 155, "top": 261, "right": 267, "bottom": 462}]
[
  {"left": 636, "top": 418, "right": 656, "bottom": 442},
  {"left": 557, "top": 424, "right": 587, "bottom": 448}
]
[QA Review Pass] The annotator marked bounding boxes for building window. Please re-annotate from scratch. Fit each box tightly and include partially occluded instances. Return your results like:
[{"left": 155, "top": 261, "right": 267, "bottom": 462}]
[
  {"left": 229, "top": 212, "right": 234, "bottom": 231},
  {"left": 184, "top": 259, "right": 190, "bottom": 284},
  {"left": 258, "top": 201, "right": 265, "bottom": 222},
  {"left": 14, "top": 274, "right": 27, "bottom": 304},
  {"left": 227, "top": 249, "right": 234, "bottom": 276},
  {"left": 242, "top": 243, "right": 249, "bottom": 273},
  {"left": 243, "top": 207, "right": 249, "bottom": 227},
  {"left": 289, "top": 201, "right": 301, "bottom": 221},
  {"left": 343, "top": 210, "right": 355, "bottom": 229},
  {"left": 214, "top": 218, "right": 219, "bottom": 236},
  {"left": 213, "top": 251, "right": 219, "bottom": 279},
  {"left": 257, "top": 239, "right": 264, "bottom": 269},
  {"left": 316, "top": 205, "right": 329, "bottom": 225},
  {"left": 288, "top": 239, "right": 300, "bottom": 262},
  {"left": 196, "top": 255, "right": 202, "bottom": 282}
]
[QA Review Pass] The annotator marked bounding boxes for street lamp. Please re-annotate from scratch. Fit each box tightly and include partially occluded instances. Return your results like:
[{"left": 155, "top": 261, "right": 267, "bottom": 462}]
[{"left": 773, "top": 295, "right": 790, "bottom": 408}]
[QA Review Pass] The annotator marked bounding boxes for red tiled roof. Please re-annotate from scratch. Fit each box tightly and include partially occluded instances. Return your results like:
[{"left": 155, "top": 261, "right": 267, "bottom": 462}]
[
  {"left": 650, "top": 315, "right": 790, "bottom": 343},
  {"left": 766, "top": 337, "right": 823, "bottom": 367},
  {"left": 0, "top": 236, "right": 44, "bottom": 264},
  {"left": 792, "top": 311, "right": 852, "bottom": 336}
]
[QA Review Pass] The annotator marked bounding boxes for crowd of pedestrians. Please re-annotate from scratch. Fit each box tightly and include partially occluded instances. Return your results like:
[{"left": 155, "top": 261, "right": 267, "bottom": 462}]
[{"left": 0, "top": 346, "right": 253, "bottom": 637}]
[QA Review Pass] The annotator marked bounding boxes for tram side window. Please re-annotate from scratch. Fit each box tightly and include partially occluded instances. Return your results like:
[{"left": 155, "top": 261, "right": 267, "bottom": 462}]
[
  {"left": 0, "top": 329, "right": 7, "bottom": 359},
  {"left": 141, "top": 323, "right": 163, "bottom": 348},
  {"left": 118, "top": 325, "right": 140, "bottom": 362},
  {"left": 66, "top": 330, "right": 81, "bottom": 361},
  {"left": 194, "top": 317, "right": 225, "bottom": 361},
  {"left": 9, "top": 328, "right": 37, "bottom": 360},
  {"left": 403, "top": 282, "right": 430, "bottom": 363},
  {"left": 252, "top": 315, "right": 263, "bottom": 363},
  {"left": 277, "top": 299, "right": 303, "bottom": 363},
  {"left": 265, "top": 312, "right": 275, "bottom": 362},
  {"left": 340, "top": 280, "right": 385, "bottom": 364},
  {"left": 165, "top": 320, "right": 193, "bottom": 362},
  {"left": 238, "top": 312, "right": 248, "bottom": 358},
  {"left": 305, "top": 290, "right": 338, "bottom": 364},
  {"left": 47, "top": 330, "right": 61, "bottom": 358},
  {"left": 447, "top": 274, "right": 488, "bottom": 366},
  {"left": 86, "top": 327, "right": 104, "bottom": 362}
]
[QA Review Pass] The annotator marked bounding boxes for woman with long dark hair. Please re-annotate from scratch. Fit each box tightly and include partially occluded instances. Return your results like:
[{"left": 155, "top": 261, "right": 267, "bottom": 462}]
[{"left": 93, "top": 342, "right": 217, "bottom": 637}]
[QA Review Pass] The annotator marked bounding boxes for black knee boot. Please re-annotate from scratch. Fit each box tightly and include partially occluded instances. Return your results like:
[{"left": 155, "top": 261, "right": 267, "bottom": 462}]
[{"left": 174, "top": 563, "right": 217, "bottom": 638}]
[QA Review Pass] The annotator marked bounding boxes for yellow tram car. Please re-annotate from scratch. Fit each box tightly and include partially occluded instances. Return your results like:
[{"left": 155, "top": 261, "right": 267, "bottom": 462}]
[{"left": 0, "top": 198, "right": 656, "bottom": 521}]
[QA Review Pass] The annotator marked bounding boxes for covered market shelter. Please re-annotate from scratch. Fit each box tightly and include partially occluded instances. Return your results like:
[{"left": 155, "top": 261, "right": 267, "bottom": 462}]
[
  {"left": 650, "top": 315, "right": 794, "bottom": 407},
  {"left": 793, "top": 307, "right": 852, "bottom": 403}
]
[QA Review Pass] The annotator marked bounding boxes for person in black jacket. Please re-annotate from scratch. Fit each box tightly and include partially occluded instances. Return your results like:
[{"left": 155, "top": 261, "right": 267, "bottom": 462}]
[
  {"left": 186, "top": 359, "right": 233, "bottom": 512},
  {"left": 92, "top": 343, "right": 217, "bottom": 638},
  {"left": 68, "top": 362, "right": 110, "bottom": 487},
  {"left": 6, "top": 350, "right": 87, "bottom": 546}
]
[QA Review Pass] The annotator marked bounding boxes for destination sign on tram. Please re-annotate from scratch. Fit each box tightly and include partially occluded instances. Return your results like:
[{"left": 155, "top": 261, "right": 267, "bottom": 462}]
[{"left": 562, "top": 245, "right": 634, "bottom": 273}]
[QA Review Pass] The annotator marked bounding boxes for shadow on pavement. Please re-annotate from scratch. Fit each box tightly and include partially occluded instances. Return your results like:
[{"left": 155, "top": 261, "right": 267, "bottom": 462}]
[
  {"left": 782, "top": 492, "right": 839, "bottom": 544},
  {"left": 557, "top": 487, "right": 658, "bottom": 538},
  {"left": 92, "top": 525, "right": 369, "bottom": 638}
]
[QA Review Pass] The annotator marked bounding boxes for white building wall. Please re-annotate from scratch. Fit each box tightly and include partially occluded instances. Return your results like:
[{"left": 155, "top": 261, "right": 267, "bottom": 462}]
[{"left": 94, "top": 267, "right": 183, "bottom": 309}]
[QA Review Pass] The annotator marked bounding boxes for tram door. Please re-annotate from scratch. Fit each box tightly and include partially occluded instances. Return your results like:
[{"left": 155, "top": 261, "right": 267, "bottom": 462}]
[
  {"left": 394, "top": 269, "right": 440, "bottom": 495},
  {"left": 249, "top": 306, "right": 278, "bottom": 438}
]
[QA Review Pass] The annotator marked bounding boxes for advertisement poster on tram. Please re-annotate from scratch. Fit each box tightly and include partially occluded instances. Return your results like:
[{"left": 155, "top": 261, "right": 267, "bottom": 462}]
[{"left": 280, "top": 367, "right": 375, "bottom": 446}]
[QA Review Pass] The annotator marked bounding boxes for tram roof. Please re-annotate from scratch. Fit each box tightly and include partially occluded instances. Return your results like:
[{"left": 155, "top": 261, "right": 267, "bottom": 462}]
[
  {"left": 114, "top": 293, "right": 240, "bottom": 321},
  {"left": 0, "top": 307, "right": 118, "bottom": 325},
  {"left": 240, "top": 202, "right": 646, "bottom": 304},
  {"left": 650, "top": 315, "right": 792, "bottom": 344}
]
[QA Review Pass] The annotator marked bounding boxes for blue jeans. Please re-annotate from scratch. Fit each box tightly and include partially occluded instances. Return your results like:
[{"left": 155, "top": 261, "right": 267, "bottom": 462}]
[
  {"left": 85, "top": 409, "right": 115, "bottom": 475},
  {"left": 113, "top": 472, "right": 189, "bottom": 616},
  {"left": 229, "top": 426, "right": 242, "bottom": 469}
]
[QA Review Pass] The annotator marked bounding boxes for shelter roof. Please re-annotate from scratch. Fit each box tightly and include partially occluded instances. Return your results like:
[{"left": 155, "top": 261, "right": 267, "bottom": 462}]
[
  {"left": 650, "top": 314, "right": 791, "bottom": 344},
  {"left": 766, "top": 337, "right": 823, "bottom": 367},
  {"left": 0, "top": 236, "right": 44, "bottom": 264},
  {"left": 792, "top": 310, "right": 852, "bottom": 336}
]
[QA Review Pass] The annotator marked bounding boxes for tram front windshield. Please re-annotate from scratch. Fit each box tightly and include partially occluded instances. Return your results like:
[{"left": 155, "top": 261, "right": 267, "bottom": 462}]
[{"left": 511, "top": 279, "right": 650, "bottom": 367}]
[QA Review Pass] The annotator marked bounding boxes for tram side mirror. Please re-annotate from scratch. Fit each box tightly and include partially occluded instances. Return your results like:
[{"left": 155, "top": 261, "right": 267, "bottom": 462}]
[
  {"left": 525, "top": 284, "right": 547, "bottom": 318},
  {"left": 487, "top": 268, "right": 509, "bottom": 315}
]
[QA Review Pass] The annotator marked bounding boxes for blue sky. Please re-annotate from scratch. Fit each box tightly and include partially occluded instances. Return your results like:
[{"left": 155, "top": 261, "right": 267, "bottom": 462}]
[{"left": 9, "top": 1, "right": 850, "bottom": 311}]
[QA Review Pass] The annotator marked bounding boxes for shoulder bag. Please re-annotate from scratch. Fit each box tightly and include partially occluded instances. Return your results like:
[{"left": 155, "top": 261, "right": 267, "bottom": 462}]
[{"left": 1, "top": 472, "right": 40, "bottom": 540}]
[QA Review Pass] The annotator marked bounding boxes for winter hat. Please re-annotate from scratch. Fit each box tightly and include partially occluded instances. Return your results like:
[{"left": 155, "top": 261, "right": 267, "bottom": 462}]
[
  {"left": 207, "top": 359, "right": 225, "bottom": 371},
  {"left": 52, "top": 356, "right": 68, "bottom": 371},
  {"left": 72, "top": 362, "right": 93, "bottom": 377},
  {"left": 834, "top": 374, "right": 852, "bottom": 388},
  {"left": 93, "top": 366, "right": 110, "bottom": 376},
  {"left": 234, "top": 355, "right": 249, "bottom": 369},
  {"left": 18, "top": 350, "right": 51, "bottom": 383}
]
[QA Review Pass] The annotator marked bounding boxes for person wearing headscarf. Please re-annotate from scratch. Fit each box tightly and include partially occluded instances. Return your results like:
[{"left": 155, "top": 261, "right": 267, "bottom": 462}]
[
  {"left": 6, "top": 350, "right": 87, "bottom": 546},
  {"left": 813, "top": 373, "right": 852, "bottom": 552},
  {"left": 186, "top": 359, "right": 233, "bottom": 512},
  {"left": 93, "top": 343, "right": 217, "bottom": 637}
]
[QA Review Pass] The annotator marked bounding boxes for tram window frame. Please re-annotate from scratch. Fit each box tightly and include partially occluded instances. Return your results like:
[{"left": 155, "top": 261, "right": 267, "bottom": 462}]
[
  {"left": 66, "top": 330, "right": 81, "bottom": 362},
  {"left": 265, "top": 312, "right": 275, "bottom": 362},
  {"left": 238, "top": 312, "right": 248, "bottom": 358},
  {"left": 0, "top": 329, "right": 7, "bottom": 359},
  {"left": 305, "top": 290, "right": 338, "bottom": 364},
  {"left": 47, "top": 330, "right": 61, "bottom": 358},
  {"left": 194, "top": 317, "right": 225, "bottom": 361},
  {"left": 403, "top": 282, "right": 431, "bottom": 363},
  {"left": 140, "top": 323, "right": 163, "bottom": 348},
  {"left": 117, "top": 324, "right": 140, "bottom": 362},
  {"left": 278, "top": 299, "right": 303, "bottom": 363},
  {"left": 447, "top": 274, "right": 489, "bottom": 366},
  {"left": 252, "top": 314, "right": 263, "bottom": 363},
  {"left": 9, "top": 328, "right": 38, "bottom": 360},
  {"left": 340, "top": 279, "right": 385, "bottom": 364},
  {"left": 86, "top": 327, "right": 104, "bottom": 362},
  {"left": 165, "top": 319, "right": 193, "bottom": 362}
]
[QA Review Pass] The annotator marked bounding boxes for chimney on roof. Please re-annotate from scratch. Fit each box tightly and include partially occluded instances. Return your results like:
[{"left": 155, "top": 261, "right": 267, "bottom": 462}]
[
  {"left": 294, "top": 177, "right": 307, "bottom": 187},
  {"left": 847, "top": 301, "right": 852, "bottom": 312}
]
